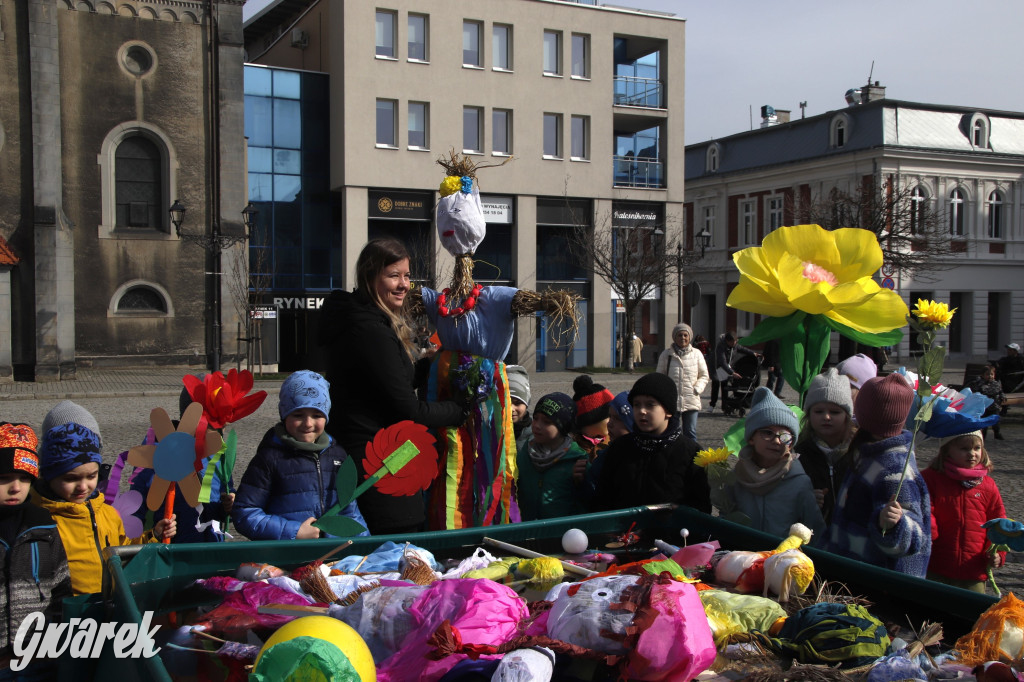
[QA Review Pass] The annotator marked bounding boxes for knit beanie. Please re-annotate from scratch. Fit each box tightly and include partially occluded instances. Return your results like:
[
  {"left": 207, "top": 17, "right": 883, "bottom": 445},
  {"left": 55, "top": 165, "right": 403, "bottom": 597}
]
[
  {"left": 0, "top": 423, "right": 39, "bottom": 480},
  {"left": 939, "top": 429, "right": 984, "bottom": 449},
  {"left": 572, "top": 375, "right": 615, "bottom": 429},
  {"left": 836, "top": 353, "right": 878, "bottom": 390},
  {"left": 534, "top": 392, "right": 575, "bottom": 436},
  {"left": 506, "top": 365, "right": 531, "bottom": 406},
  {"left": 744, "top": 387, "right": 800, "bottom": 441},
  {"left": 672, "top": 323, "right": 693, "bottom": 339},
  {"left": 804, "top": 368, "right": 854, "bottom": 415},
  {"left": 628, "top": 373, "right": 677, "bottom": 414},
  {"left": 278, "top": 370, "right": 332, "bottom": 422},
  {"left": 610, "top": 391, "right": 635, "bottom": 432},
  {"left": 39, "top": 423, "right": 103, "bottom": 482},
  {"left": 854, "top": 374, "right": 914, "bottom": 439},
  {"left": 41, "top": 400, "right": 101, "bottom": 446}
]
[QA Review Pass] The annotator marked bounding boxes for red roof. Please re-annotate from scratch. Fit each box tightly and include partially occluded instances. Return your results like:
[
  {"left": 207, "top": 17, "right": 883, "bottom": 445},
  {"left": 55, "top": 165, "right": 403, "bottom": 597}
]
[{"left": 0, "top": 235, "right": 19, "bottom": 266}]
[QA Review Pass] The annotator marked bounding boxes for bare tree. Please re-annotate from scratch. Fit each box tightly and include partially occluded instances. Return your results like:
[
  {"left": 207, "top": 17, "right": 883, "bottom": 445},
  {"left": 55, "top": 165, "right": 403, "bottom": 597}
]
[
  {"left": 226, "top": 240, "right": 272, "bottom": 372},
  {"left": 565, "top": 204, "right": 693, "bottom": 371},
  {"left": 801, "top": 175, "right": 955, "bottom": 281}
]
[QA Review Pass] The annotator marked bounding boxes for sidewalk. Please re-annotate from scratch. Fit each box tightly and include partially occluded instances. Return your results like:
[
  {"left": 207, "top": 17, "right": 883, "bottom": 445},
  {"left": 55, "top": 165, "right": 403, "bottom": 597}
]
[{"left": 0, "top": 360, "right": 978, "bottom": 401}]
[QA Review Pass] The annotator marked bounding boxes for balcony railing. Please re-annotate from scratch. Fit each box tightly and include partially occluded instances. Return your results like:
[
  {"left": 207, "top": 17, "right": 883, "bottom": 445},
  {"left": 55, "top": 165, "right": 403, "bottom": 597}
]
[
  {"left": 613, "top": 155, "right": 664, "bottom": 189},
  {"left": 613, "top": 76, "right": 664, "bottom": 109}
]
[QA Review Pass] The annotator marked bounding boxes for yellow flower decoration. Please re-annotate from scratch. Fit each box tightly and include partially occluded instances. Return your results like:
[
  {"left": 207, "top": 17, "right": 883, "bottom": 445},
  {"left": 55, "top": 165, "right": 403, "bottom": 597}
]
[
  {"left": 912, "top": 298, "right": 956, "bottom": 330},
  {"left": 728, "top": 224, "right": 908, "bottom": 334},
  {"left": 439, "top": 175, "right": 462, "bottom": 197},
  {"left": 695, "top": 447, "right": 731, "bottom": 468}
]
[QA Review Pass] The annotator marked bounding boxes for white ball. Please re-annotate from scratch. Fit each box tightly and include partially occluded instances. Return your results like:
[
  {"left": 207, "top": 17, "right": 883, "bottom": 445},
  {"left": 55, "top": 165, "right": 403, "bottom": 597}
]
[
  {"left": 680, "top": 528, "right": 690, "bottom": 539},
  {"left": 562, "top": 528, "right": 589, "bottom": 555}
]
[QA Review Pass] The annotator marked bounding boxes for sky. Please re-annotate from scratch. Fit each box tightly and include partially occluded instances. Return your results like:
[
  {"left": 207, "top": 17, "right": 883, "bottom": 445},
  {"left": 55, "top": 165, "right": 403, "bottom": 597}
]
[{"left": 242, "top": 0, "right": 1024, "bottom": 145}]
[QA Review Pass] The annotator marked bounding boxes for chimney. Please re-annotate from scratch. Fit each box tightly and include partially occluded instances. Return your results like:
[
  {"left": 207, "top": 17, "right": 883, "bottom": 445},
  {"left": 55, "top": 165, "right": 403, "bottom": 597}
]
[
  {"left": 862, "top": 81, "right": 886, "bottom": 103},
  {"left": 775, "top": 109, "right": 791, "bottom": 124}
]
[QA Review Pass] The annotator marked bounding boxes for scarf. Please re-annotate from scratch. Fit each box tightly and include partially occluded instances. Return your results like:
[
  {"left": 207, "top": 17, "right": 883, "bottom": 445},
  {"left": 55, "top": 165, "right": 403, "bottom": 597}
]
[
  {"left": 813, "top": 435, "right": 852, "bottom": 467},
  {"left": 274, "top": 423, "right": 330, "bottom": 452},
  {"left": 632, "top": 414, "right": 682, "bottom": 457},
  {"left": 733, "top": 446, "right": 793, "bottom": 495},
  {"left": 529, "top": 435, "right": 575, "bottom": 471},
  {"left": 671, "top": 343, "right": 692, "bottom": 360},
  {"left": 943, "top": 459, "right": 986, "bottom": 489}
]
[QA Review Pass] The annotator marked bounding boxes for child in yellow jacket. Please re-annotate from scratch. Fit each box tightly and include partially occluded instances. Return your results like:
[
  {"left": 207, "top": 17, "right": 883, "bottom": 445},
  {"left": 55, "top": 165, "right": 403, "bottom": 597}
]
[{"left": 30, "top": 401, "right": 176, "bottom": 595}]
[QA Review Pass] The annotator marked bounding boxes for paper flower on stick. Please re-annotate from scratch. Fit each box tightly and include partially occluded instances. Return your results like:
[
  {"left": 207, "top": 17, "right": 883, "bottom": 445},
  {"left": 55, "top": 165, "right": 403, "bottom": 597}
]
[
  {"left": 182, "top": 369, "right": 267, "bottom": 431},
  {"left": 128, "top": 403, "right": 224, "bottom": 511},
  {"left": 315, "top": 420, "right": 438, "bottom": 537},
  {"left": 727, "top": 224, "right": 907, "bottom": 395},
  {"left": 982, "top": 518, "right": 1023, "bottom": 596},
  {"left": 111, "top": 490, "right": 145, "bottom": 538}
]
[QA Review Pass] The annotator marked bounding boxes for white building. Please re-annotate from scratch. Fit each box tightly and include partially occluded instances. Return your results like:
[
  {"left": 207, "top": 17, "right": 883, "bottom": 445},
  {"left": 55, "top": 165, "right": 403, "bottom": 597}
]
[{"left": 684, "top": 84, "right": 1024, "bottom": 363}]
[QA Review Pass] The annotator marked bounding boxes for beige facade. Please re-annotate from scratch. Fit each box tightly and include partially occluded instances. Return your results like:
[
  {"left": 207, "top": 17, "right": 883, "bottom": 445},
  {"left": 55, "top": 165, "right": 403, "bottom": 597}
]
[{"left": 245, "top": 0, "right": 686, "bottom": 370}]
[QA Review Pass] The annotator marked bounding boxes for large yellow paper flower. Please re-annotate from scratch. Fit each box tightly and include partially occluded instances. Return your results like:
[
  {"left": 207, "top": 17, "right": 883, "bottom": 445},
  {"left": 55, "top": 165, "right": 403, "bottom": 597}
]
[{"left": 727, "top": 224, "right": 908, "bottom": 334}]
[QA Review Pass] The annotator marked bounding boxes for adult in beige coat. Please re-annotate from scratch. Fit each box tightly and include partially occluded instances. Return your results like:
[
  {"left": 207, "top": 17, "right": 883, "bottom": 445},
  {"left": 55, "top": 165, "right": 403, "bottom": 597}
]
[{"left": 655, "top": 323, "right": 709, "bottom": 443}]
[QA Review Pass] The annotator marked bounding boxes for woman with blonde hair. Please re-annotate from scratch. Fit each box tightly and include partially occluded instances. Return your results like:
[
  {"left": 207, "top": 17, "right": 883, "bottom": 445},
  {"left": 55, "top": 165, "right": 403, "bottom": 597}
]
[{"left": 319, "top": 238, "right": 466, "bottom": 534}]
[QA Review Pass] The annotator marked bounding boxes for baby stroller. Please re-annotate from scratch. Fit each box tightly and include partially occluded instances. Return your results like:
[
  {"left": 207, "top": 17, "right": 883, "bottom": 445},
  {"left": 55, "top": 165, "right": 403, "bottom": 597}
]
[{"left": 721, "top": 354, "right": 762, "bottom": 417}]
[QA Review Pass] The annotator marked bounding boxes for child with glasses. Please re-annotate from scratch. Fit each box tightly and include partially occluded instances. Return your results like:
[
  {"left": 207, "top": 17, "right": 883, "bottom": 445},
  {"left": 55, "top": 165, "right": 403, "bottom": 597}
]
[{"left": 727, "top": 387, "right": 825, "bottom": 539}]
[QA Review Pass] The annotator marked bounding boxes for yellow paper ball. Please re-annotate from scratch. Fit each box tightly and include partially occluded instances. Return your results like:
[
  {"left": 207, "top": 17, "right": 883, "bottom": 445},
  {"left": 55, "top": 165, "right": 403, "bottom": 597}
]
[
  {"left": 439, "top": 175, "right": 462, "bottom": 197},
  {"left": 254, "top": 615, "right": 376, "bottom": 682}
]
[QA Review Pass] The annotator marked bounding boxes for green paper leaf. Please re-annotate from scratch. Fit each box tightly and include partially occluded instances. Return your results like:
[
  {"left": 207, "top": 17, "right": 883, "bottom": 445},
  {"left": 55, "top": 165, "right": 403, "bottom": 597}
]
[
  {"left": 919, "top": 345, "right": 947, "bottom": 387},
  {"left": 382, "top": 440, "right": 420, "bottom": 475},
  {"left": 217, "top": 430, "right": 238, "bottom": 492},
  {"left": 775, "top": 315, "right": 832, "bottom": 397},
  {"left": 333, "top": 456, "right": 359, "bottom": 509},
  {"left": 822, "top": 318, "right": 904, "bottom": 347},
  {"left": 914, "top": 398, "right": 935, "bottom": 425},
  {"left": 739, "top": 312, "right": 806, "bottom": 346},
  {"left": 313, "top": 513, "right": 367, "bottom": 538},
  {"left": 723, "top": 420, "right": 747, "bottom": 455}
]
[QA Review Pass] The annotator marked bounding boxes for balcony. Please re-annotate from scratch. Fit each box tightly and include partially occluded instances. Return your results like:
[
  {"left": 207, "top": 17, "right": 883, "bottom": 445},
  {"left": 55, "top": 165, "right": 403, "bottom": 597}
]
[
  {"left": 613, "top": 155, "right": 664, "bottom": 189},
  {"left": 613, "top": 75, "right": 664, "bottom": 109}
]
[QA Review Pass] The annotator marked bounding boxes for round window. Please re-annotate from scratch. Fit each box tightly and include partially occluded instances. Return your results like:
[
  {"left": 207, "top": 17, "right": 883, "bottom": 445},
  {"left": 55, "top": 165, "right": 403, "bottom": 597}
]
[{"left": 122, "top": 44, "right": 155, "bottom": 77}]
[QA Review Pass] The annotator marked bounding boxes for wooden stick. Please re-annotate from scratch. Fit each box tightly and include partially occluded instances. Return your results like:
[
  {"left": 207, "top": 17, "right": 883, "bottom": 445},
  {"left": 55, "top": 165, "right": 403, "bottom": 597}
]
[
  {"left": 191, "top": 629, "right": 229, "bottom": 644},
  {"left": 314, "top": 539, "right": 353, "bottom": 565},
  {"left": 482, "top": 537, "right": 598, "bottom": 577},
  {"left": 257, "top": 603, "right": 330, "bottom": 617},
  {"left": 162, "top": 486, "right": 175, "bottom": 545}
]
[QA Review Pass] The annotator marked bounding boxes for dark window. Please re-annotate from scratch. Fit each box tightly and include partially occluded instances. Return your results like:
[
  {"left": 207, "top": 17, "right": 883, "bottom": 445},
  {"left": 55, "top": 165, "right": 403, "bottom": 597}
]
[
  {"left": 115, "top": 135, "right": 162, "bottom": 230},
  {"left": 117, "top": 286, "right": 166, "bottom": 312}
]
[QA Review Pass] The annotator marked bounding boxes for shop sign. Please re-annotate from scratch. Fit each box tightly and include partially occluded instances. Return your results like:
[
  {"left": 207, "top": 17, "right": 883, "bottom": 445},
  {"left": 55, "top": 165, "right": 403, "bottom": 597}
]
[
  {"left": 481, "top": 195, "right": 513, "bottom": 223},
  {"left": 368, "top": 190, "right": 432, "bottom": 220}
]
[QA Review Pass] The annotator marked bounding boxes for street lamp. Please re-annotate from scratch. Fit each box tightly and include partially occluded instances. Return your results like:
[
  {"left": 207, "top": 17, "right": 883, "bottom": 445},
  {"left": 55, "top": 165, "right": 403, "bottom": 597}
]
[
  {"left": 171, "top": 201, "right": 253, "bottom": 373},
  {"left": 676, "top": 242, "right": 684, "bottom": 324},
  {"left": 698, "top": 227, "right": 712, "bottom": 258}
]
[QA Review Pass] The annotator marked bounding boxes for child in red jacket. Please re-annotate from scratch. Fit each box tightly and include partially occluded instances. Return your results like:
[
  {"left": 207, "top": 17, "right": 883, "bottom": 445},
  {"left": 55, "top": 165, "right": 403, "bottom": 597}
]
[{"left": 922, "top": 430, "right": 1006, "bottom": 593}]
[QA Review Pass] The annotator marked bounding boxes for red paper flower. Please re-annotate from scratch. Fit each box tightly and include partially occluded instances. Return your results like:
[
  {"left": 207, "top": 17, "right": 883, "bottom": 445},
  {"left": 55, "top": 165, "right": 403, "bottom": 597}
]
[
  {"left": 362, "top": 421, "right": 438, "bottom": 496},
  {"left": 183, "top": 369, "right": 268, "bottom": 430}
]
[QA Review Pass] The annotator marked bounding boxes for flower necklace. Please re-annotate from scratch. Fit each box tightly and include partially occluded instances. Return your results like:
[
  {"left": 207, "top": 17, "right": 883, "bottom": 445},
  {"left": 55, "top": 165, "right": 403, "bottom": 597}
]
[{"left": 438, "top": 283, "right": 483, "bottom": 317}]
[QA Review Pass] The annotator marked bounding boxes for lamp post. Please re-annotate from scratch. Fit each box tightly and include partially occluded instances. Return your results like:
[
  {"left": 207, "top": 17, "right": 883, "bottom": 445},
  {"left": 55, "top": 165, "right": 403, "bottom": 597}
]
[
  {"left": 676, "top": 242, "right": 683, "bottom": 324},
  {"left": 698, "top": 227, "right": 712, "bottom": 259},
  {"left": 171, "top": 199, "right": 252, "bottom": 373}
]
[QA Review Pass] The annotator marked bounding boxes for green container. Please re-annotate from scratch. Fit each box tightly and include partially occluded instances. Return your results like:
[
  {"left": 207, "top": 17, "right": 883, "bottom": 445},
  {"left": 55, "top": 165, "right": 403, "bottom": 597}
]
[{"left": 94, "top": 504, "right": 995, "bottom": 679}]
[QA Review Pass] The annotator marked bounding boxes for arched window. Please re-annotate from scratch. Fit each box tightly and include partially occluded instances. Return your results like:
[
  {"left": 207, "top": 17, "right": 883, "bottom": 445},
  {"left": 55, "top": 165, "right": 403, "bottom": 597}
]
[
  {"left": 830, "top": 114, "right": 850, "bottom": 148},
  {"left": 909, "top": 186, "right": 927, "bottom": 235},
  {"left": 109, "top": 280, "right": 174, "bottom": 317},
  {"left": 988, "top": 190, "right": 1004, "bottom": 239},
  {"left": 969, "top": 113, "right": 990, "bottom": 149},
  {"left": 949, "top": 188, "right": 965, "bottom": 236},
  {"left": 115, "top": 135, "right": 162, "bottom": 229},
  {"left": 706, "top": 144, "right": 719, "bottom": 173}
]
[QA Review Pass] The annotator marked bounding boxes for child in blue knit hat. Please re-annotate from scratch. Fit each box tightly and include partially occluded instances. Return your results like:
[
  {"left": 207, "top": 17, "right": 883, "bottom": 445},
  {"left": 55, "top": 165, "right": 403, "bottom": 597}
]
[
  {"left": 727, "top": 387, "right": 824, "bottom": 539},
  {"left": 234, "top": 371, "right": 368, "bottom": 540}
]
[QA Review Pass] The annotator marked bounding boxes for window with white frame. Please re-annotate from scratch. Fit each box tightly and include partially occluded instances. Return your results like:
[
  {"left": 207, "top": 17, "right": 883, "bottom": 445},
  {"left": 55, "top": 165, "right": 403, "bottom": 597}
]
[
  {"left": 463, "top": 106, "right": 483, "bottom": 153},
  {"left": 988, "top": 190, "right": 1004, "bottom": 238},
  {"left": 830, "top": 115, "right": 849, "bottom": 148},
  {"left": 909, "top": 186, "right": 927, "bottom": 235},
  {"left": 543, "top": 30, "right": 561, "bottom": 75},
  {"left": 375, "top": 10, "right": 396, "bottom": 58},
  {"left": 570, "top": 115, "right": 589, "bottom": 160},
  {"left": 493, "top": 109, "right": 511, "bottom": 155},
  {"left": 766, "top": 196, "right": 784, "bottom": 233},
  {"left": 970, "top": 113, "right": 990, "bottom": 149},
  {"left": 740, "top": 200, "right": 756, "bottom": 245},
  {"left": 493, "top": 24, "right": 512, "bottom": 71},
  {"left": 408, "top": 14, "right": 428, "bottom": 62},
  {"left": 949, "top": 188, "right": 965, "bottom": 236},
  {"left": 463, "top": 20, "right": 482, "bottom": 67},
  {"left": 376, "top": 99, "right": 397, "bottom": 147},
  {"left": 543, "top": 113, "right": 562, "bottom": 158},
  {"left": 571, "top": 34, "right": 589, "bottom": 78},
  {"left": 702, "top": 205, "right": 716, "bottom": 246},
  {"left": 408, "top": 101, "right": 428, "bottom": 149},
  {"left": 110, "top": 280, "right": 173, "bottom": 317}
]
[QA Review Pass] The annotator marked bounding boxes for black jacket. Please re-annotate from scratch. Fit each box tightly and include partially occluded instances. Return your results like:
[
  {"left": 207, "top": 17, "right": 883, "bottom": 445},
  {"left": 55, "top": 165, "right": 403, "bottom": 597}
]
[
  {"left": 594, "top": 417, "right": 711, "bottom": 513},
  {"left": 0, "top": 504, "right": 72, "bottom": 655},
  {"left": 319, "top": 289, "right": 463, "bottom": 532},
  {"left": 794, "top": 438, "right": 854, "bottom": 528}
]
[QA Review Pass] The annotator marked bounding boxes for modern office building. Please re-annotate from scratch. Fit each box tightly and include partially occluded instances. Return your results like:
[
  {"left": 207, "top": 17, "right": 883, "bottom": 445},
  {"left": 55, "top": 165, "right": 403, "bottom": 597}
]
[
  {"left": 683, "top": 85, "right": 1024, "bottom": 363},
  {"left": 243, "top": 0, "right": 686, "bottom": 371},
  {"left": 0, "top": 0, "right": 247, "bottom": 380}
]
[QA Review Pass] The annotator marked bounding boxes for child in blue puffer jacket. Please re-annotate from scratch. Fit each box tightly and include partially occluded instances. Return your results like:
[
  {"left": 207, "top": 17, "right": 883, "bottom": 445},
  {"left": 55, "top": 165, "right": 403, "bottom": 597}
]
[{"left": 234, "top": 371, "right": 368, "bottom": 540}]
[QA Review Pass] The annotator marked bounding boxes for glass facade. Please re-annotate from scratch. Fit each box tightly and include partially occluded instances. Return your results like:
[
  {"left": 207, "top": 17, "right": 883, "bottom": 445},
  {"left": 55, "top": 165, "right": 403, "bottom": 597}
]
[{"left": 244, "top": 65, "right": 340, "bottom": 292}]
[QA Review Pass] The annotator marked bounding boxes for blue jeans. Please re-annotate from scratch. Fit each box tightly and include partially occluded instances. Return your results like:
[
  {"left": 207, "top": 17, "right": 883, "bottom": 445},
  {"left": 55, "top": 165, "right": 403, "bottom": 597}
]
[{"left": 680, "top": 410, "right": 698, "bottom": 443}]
